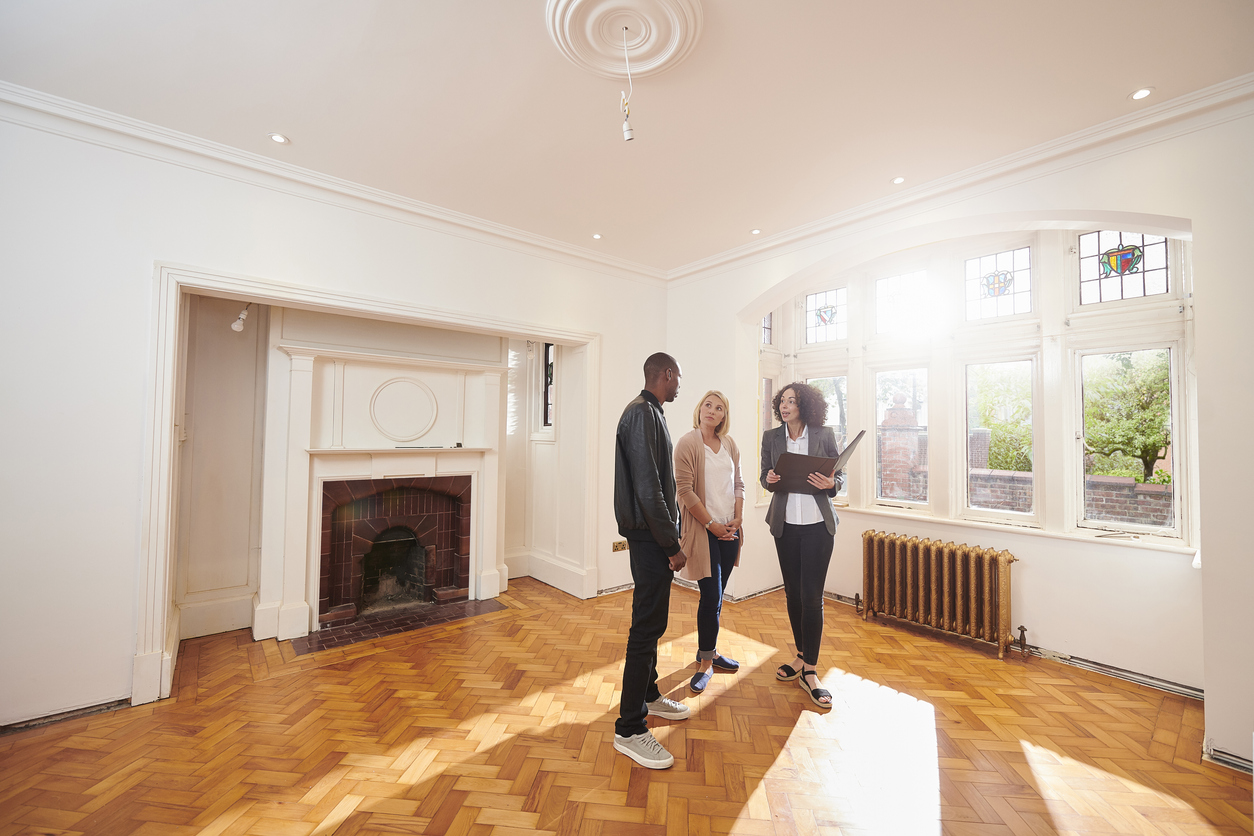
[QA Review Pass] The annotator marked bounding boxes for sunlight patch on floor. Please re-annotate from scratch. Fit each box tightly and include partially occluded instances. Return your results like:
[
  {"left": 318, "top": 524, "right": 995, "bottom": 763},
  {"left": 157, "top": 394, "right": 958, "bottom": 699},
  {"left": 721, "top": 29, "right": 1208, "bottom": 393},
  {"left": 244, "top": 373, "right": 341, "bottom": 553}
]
[
  {"left": 1020, "top": 739, "right": 1226, "bottom": 834},
  {"left": 751, "top": 667, "right": 942, "bottom": 835}
]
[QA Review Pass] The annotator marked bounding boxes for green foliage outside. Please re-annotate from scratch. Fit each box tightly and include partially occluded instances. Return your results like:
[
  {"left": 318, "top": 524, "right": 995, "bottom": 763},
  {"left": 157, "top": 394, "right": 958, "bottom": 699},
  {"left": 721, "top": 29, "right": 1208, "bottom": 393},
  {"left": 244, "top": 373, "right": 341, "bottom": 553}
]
[
  {"left": 1082, "top": 350, "right": 1172, "bottom": 483},
  {"left": 968, "top": 363, "right": 1032, "bottom": 473}
]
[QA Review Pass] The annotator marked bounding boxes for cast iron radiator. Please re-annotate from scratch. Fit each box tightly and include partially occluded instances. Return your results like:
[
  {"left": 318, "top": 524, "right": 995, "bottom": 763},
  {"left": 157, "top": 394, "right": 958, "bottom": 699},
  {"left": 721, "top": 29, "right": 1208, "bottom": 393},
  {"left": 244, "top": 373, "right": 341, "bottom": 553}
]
[{"left": 861, "top": 530, "right": 1018, "bottom": 659}]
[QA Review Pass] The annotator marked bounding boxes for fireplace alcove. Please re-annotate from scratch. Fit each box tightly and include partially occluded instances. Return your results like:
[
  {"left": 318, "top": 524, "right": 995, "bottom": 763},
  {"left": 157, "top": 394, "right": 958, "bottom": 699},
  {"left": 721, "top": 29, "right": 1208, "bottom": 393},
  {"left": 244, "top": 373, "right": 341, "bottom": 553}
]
[
  {"left": 361, "top": 527, "right": 426, "bottom": 616},
  {"left": 320, "top": 476, "right": 472, "bottom": 627}
]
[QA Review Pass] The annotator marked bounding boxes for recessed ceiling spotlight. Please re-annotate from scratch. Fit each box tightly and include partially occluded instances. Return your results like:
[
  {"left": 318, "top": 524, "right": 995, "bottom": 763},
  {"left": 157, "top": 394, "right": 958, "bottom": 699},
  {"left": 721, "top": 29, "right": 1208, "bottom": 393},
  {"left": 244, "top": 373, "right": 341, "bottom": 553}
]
[
  {"left": 892, "top": 176, "right": 906, "bottom": 185},
  {"left": 592, "top": 233, "right": 602, "bottom": 239},
  {"left": 751, "top": 229, "right": 761, "bottom": 235},
  {"left": 1130, "top": 87, "right": 1154, "bottom": 101},
  {"left": 268, "top": 132, "right": 290, "bottom": 144}
]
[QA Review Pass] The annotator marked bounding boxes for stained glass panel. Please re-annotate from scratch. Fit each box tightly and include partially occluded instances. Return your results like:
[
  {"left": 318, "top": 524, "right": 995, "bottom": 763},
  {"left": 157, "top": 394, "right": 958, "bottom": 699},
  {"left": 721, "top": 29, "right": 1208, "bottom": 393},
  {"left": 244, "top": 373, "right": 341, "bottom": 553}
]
[
  {"left": 1078, "top": 231, "right": 1169, "bottom": 305},
  {"left": 805, "top": 288, "right": 847, "bottom": 343},
  {"left": 965, "top": 247, "right": 1031, "bottom": 320}
]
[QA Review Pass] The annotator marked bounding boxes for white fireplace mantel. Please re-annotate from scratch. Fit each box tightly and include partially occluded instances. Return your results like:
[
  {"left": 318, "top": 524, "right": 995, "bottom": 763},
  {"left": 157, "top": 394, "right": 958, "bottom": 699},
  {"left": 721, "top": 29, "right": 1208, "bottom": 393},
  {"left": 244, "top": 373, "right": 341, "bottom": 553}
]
[{"left": 252, "top": 340, "right": 505, "bottom": 641}]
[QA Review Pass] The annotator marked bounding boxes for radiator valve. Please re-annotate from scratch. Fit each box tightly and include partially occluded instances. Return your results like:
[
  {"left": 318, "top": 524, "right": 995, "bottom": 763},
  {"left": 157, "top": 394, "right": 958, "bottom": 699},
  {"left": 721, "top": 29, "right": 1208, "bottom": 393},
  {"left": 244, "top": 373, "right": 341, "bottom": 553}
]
[{"left": 1017, "top": 625, "right": 1029, "bottom": 658}]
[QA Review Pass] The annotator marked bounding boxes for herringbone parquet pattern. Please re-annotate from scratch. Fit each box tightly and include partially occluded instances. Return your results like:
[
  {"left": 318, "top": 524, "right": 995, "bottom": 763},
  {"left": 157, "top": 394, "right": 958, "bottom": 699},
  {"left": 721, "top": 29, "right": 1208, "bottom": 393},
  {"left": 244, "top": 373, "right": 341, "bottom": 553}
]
[{"left": 1, "top": 578, "right": 1249, "bottom": 835}]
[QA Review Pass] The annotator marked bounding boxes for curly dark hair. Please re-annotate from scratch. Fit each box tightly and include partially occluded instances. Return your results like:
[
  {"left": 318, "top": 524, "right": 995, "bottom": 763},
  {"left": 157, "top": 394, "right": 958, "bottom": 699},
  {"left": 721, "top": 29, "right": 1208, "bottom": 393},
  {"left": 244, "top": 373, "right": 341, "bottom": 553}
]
[{"left": 772, "top": 381, "right": 829, "bottom": 427}]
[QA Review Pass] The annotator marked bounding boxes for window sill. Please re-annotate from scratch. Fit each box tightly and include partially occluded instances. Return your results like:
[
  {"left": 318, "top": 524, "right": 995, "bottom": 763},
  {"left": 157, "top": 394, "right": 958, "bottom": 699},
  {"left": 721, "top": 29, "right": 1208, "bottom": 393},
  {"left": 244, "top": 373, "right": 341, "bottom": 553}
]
[{"left": 837, "top": 504, "right": 1195, "bottom": 556}]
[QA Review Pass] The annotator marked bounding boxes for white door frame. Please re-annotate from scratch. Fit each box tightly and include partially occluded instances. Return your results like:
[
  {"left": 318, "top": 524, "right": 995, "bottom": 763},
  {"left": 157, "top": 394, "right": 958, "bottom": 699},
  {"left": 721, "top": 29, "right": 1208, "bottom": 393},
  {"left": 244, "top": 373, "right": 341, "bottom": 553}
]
[{"left": 133, "top": 262, "right": 601, "bottom": 705}]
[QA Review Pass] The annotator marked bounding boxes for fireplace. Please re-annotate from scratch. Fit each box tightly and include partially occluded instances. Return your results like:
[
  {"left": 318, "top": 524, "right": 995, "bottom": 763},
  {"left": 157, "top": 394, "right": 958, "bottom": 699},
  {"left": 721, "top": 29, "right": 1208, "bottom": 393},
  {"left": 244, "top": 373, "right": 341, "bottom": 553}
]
[{"left": 319, "top": 476, "right": 471, "bottom": 627}]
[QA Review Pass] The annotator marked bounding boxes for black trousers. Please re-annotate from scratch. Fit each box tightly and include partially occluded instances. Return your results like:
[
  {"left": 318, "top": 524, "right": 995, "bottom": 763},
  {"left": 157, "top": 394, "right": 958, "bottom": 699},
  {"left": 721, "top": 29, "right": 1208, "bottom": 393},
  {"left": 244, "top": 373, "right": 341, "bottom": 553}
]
[
  {"left": 773, "top": 521, "right": 834, "bottom": 666},
  {"left": 615, "top": 538, "right": 673, "bottom": 738},
  {"left": 696, "top": 531, "right": 740, "bottom": 654}
]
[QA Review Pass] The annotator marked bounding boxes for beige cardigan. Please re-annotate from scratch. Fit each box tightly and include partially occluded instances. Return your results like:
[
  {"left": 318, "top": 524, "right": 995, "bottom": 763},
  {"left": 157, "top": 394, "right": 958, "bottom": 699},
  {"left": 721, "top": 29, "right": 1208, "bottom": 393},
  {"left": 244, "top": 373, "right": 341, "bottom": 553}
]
[{"left": 674, "top": 429, "right": 745, "bottom": 581}]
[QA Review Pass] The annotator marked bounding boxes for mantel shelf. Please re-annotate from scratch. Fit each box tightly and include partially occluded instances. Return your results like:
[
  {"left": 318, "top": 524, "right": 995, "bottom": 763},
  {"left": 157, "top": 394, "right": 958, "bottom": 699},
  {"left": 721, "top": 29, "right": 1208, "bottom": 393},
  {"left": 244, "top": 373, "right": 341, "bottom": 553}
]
[{"left": 307, "top": 447, "right": 491, "bottom": 454}]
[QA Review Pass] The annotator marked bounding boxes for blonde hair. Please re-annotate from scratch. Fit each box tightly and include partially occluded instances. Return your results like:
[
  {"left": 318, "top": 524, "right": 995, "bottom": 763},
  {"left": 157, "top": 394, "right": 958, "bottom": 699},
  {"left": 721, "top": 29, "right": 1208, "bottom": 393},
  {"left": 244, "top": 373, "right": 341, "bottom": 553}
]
[{"left": 691, "top": 390, "right": 731, "bottom": 437}]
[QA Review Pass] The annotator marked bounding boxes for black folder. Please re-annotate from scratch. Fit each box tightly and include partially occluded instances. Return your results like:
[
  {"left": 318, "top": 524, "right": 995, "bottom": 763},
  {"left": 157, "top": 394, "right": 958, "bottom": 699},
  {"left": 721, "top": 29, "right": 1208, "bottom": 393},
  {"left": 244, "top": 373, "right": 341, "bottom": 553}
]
[{"left": 773, "top": 429, "right": 866, "bottom": 494}]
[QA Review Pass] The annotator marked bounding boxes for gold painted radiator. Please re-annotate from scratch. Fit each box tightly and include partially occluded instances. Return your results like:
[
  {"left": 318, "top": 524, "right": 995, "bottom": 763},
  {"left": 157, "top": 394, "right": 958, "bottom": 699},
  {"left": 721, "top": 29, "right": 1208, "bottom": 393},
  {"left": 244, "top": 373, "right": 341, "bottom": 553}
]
[{"left": 861, "top": 530, "right": 1018, "bottom": 659}]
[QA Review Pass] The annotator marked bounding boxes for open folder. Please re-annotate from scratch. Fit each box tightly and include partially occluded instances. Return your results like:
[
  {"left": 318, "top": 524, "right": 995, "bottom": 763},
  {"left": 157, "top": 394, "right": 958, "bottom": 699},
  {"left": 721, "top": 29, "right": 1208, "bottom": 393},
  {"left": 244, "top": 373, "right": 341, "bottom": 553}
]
[{"left": 772, "top": 429, "right": 866, "bottom": 494}]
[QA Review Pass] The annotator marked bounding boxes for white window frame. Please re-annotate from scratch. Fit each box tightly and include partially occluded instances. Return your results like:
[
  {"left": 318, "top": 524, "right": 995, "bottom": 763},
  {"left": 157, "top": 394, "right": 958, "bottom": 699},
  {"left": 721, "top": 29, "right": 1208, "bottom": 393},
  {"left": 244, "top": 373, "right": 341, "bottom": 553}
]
[
  {"left": 956, "top": 349, "right": 1043, "bottom": 529},
  {"left": 764, "top": 228, "right": 1196, "bottom": 549},
  {"left": 1066, "top": 233, "right": 1188, "bottom": 318},
  {"left": 868, "top": 360, "right": 934, "bottom": 512},
  {"left": 1071, "top": 338, "right": 1185, "bottom": 539},
  {"left": 528, "top": 341, "right": 556, "bottom": 442},
  {"left": 801, "top": 286, "right": 851, "bottom": 347}
]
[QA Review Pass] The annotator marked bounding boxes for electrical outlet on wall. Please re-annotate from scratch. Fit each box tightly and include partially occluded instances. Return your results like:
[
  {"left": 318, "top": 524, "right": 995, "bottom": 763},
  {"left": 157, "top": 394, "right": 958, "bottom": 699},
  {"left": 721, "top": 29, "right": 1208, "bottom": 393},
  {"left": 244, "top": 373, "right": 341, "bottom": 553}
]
[{"left": 612, "top": 540, "right": 628, "bottom": 552}]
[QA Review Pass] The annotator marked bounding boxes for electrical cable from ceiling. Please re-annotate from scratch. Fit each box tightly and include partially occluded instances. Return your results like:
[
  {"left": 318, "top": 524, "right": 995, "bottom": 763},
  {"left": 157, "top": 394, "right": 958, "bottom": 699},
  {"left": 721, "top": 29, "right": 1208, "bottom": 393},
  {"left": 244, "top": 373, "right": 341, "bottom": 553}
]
[{"left": 621, "top": 27, "right": 634, "bottom": 141}]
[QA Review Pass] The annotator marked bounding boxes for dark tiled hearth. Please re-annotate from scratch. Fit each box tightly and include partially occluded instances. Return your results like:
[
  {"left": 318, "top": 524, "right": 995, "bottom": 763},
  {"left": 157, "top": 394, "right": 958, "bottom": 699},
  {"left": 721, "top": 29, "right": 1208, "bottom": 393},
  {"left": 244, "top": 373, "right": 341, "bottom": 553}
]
[{"left": 287, "top": 598, "right": 507, "bottom": 656}]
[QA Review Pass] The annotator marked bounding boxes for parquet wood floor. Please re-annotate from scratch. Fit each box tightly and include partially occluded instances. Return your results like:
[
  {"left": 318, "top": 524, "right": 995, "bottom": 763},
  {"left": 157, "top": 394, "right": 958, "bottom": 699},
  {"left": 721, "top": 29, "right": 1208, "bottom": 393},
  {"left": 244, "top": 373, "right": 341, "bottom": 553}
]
[{"left": 1, "top": 578, "right": 1249, "bottom": 835}]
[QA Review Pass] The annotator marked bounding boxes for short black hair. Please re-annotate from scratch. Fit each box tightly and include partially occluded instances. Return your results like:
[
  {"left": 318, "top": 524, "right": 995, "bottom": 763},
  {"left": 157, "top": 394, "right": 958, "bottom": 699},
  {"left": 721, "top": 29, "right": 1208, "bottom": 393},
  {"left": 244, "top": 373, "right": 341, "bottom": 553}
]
[
  {"left": 772, "top": 381, "right": 829, "bottom": 427},
  {"left": 643, "top": 352, "right": 679, "bottom": 382}
]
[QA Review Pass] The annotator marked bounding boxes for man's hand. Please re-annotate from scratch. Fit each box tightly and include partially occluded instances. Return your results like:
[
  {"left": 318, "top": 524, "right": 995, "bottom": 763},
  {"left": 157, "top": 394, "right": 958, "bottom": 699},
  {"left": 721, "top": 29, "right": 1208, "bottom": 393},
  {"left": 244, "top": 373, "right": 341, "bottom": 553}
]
[{"left": 669, "top": 548, "right": 688, "bottom": 572}]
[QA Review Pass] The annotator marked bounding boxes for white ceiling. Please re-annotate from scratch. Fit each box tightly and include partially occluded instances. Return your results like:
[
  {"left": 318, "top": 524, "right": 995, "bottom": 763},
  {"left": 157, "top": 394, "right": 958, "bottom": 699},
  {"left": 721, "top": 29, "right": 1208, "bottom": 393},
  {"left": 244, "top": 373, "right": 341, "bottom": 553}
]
[{"left": 2, "top": 1, "right": 1252, "bottom": 273}]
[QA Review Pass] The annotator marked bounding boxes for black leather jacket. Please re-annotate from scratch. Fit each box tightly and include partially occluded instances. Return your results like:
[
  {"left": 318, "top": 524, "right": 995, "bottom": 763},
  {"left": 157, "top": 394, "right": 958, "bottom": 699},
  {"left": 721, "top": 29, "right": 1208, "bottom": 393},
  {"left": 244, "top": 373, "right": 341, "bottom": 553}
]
[{"left": 614, "top": 390, "right": 681, "bottom": 556}]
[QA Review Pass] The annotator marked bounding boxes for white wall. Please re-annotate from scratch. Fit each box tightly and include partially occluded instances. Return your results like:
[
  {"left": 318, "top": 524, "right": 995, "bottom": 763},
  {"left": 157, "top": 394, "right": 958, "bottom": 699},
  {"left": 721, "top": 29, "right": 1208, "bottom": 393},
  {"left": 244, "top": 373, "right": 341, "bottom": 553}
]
[
  {"left": 667, "top": 102, "right": 1254, "bottom": 759},
  {"left": 0, "top": 105, "right": 664, "bottom": 725}
]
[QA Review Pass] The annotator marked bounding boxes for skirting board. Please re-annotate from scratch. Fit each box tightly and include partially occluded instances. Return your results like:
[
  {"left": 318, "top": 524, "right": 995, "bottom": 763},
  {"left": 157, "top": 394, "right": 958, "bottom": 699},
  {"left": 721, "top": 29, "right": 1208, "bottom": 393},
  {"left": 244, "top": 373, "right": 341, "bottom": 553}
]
[
  {"left": 519, "top": 550, "right": 595, "bottom": 600},
  {"left": 1204, "top": 748, "right": 1253, "bottom": 775},
  {"left": 178, "top": 595, "right": 255, "bottom": 640}
]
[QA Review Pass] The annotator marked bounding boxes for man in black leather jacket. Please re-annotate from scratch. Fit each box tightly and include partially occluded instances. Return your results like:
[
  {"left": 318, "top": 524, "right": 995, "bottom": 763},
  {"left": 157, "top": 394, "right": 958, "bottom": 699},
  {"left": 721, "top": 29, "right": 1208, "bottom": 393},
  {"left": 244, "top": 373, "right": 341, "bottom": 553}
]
[{"left": 611, "top": 352, "right": 691, "bottom": 769}]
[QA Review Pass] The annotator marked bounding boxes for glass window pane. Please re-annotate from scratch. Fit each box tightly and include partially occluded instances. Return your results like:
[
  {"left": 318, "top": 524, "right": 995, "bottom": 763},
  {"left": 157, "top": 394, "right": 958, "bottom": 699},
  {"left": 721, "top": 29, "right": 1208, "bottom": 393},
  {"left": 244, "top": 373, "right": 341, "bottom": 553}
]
[
  {"left": 1079, "top": 231, "right": 1098, "bottom": 258},
  {"left": 1145, "top": 269, "right": 1168, "bottom": 295},
  {"left": 966, "top": 248, "right": 1031, "bottom": 320},
  {"left": 1100, "top": 276, "right": 1122, "bottom": 301},
  {"left": 1079, "top": 231, "right": 1170, "bottom": 305},
  {"left": 967, "top": 361, "right": 1033, "bottom": 513},
  {"left": 1081, "top": 349, "right": 1174, "bottom": 528},
  {"left": 805, "top": 288, "right": 847, "bottom": 343},
  {"left": 876, "top": 369, "right": 928, "bottom": 502},
  {"left": 808, "top": 376, "right": 849, "bottom": 496}
]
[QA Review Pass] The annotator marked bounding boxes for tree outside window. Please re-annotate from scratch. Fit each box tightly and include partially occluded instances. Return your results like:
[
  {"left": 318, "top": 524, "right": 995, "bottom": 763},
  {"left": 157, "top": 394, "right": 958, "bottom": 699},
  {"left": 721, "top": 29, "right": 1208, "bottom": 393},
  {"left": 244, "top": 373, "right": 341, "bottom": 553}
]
[
  {"left": 808, "top": 376, "right": 848, "bottom": 496},
  {"left": 1081, "top": 349, "right": 1174, "bottom": 527}
]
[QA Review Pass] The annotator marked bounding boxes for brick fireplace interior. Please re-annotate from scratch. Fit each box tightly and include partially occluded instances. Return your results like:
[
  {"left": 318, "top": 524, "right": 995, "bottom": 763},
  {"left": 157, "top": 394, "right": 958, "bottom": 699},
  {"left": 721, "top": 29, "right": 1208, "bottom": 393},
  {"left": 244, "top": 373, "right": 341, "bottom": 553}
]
[{"left": 319, "top": 477, "right": 471, "bottom": 627}]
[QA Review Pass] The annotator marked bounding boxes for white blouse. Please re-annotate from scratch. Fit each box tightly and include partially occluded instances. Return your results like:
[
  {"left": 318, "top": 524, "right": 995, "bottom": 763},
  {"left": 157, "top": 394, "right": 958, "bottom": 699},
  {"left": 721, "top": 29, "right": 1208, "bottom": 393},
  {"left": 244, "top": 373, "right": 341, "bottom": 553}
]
[
  {"left": 703, "top": 442, "right": 736, "bottom": 524},
  {"left": 784, "top": 426, "right": 824, "bottom": 525}
]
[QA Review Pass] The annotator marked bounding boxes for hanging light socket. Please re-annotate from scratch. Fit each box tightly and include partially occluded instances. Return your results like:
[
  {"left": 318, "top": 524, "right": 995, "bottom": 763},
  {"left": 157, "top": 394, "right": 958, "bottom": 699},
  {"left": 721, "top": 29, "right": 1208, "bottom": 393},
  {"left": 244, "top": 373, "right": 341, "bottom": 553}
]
[
  {"left": 620, "top": 27, "right": 635, "bottom": 141},
  {"left": 230, "top": 304, "right": 251, "bottom": 332}
]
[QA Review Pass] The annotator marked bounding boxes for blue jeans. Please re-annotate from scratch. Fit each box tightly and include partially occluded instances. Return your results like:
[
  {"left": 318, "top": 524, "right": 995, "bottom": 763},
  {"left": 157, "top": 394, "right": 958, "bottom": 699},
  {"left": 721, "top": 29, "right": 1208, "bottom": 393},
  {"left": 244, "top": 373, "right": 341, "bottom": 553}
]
[
  {"left": 615, "top": 537, "right": 674, "bottom": 738},
  {"left": 774, "top": 522, "right": 834, "bottom": 666},
  {"left": 696, "top": 531, "right": 740, "bottom": 656}
]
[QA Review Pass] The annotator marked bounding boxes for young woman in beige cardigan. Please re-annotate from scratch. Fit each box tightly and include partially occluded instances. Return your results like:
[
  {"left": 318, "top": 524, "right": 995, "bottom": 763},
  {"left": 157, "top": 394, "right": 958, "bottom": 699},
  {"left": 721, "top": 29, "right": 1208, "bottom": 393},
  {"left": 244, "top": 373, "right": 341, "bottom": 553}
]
[{"left": 674, "top": 390, "right": 745, "bottom": 694}]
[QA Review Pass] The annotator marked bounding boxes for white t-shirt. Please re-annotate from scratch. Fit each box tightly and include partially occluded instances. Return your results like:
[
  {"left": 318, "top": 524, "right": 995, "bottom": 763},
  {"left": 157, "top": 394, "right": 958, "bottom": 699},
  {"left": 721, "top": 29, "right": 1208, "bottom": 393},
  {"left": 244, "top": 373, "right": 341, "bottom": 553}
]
[
  {"left": 703, "top": 442, "right": 736, "bottom": 524},
  {"left": 784, "top": 426, "right": 824, "bottom": 525}
]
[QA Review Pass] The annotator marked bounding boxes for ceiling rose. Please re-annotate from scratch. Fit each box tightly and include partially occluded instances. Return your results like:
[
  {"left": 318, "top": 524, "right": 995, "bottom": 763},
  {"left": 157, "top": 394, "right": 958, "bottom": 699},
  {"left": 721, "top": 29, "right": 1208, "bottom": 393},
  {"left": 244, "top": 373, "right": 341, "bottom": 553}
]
[{"left": 546, "top": 0, "right": 703, "bottom": 79}]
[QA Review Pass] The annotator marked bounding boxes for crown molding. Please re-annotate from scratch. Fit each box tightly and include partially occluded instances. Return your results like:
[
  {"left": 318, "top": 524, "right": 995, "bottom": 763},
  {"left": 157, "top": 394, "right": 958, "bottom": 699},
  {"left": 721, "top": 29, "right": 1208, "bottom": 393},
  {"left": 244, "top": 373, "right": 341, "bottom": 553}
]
[
  {"left": 0, "top": 81, "right": 668, "bottom": 288},
  {"left": 666, "top": 71, "right": 1254, "bottom": 286}
]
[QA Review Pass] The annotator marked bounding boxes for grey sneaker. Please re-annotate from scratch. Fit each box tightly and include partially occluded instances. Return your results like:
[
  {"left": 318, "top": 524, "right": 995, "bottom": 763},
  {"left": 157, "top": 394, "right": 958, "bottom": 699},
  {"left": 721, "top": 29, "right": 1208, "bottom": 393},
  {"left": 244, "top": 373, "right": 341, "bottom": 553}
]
[
  {"left": 613, "top": 730, "right": 674, "bottom": 769},
  {"left": 646, "top": 696, "right": 691, "bottom": 720}
]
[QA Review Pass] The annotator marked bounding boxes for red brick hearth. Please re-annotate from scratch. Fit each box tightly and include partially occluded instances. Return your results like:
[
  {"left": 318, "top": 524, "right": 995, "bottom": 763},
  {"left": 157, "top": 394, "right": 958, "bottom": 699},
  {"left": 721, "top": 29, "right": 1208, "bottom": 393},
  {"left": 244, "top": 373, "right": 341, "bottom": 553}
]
[{"left": 319, "top": 477, "right": 471, "bottom": 627}]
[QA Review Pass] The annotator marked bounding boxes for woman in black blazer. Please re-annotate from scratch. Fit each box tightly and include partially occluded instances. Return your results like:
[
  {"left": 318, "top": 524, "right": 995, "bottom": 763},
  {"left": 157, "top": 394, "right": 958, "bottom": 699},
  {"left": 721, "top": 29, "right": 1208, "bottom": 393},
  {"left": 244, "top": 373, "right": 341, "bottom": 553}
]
[{"left": 760, "top": 382, "right": 844, "bottom": 709}]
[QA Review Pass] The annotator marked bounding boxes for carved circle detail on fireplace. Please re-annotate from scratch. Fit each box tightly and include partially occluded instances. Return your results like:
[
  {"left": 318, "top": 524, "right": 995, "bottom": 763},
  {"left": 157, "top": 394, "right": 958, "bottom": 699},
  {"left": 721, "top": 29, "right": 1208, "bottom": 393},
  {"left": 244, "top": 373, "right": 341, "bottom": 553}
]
[
  {"left": 319, "top": 476, "right": 472, "bottom": 628},
  {"left": 370, "top": 377, "right": 437, "bottom": 441}
]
